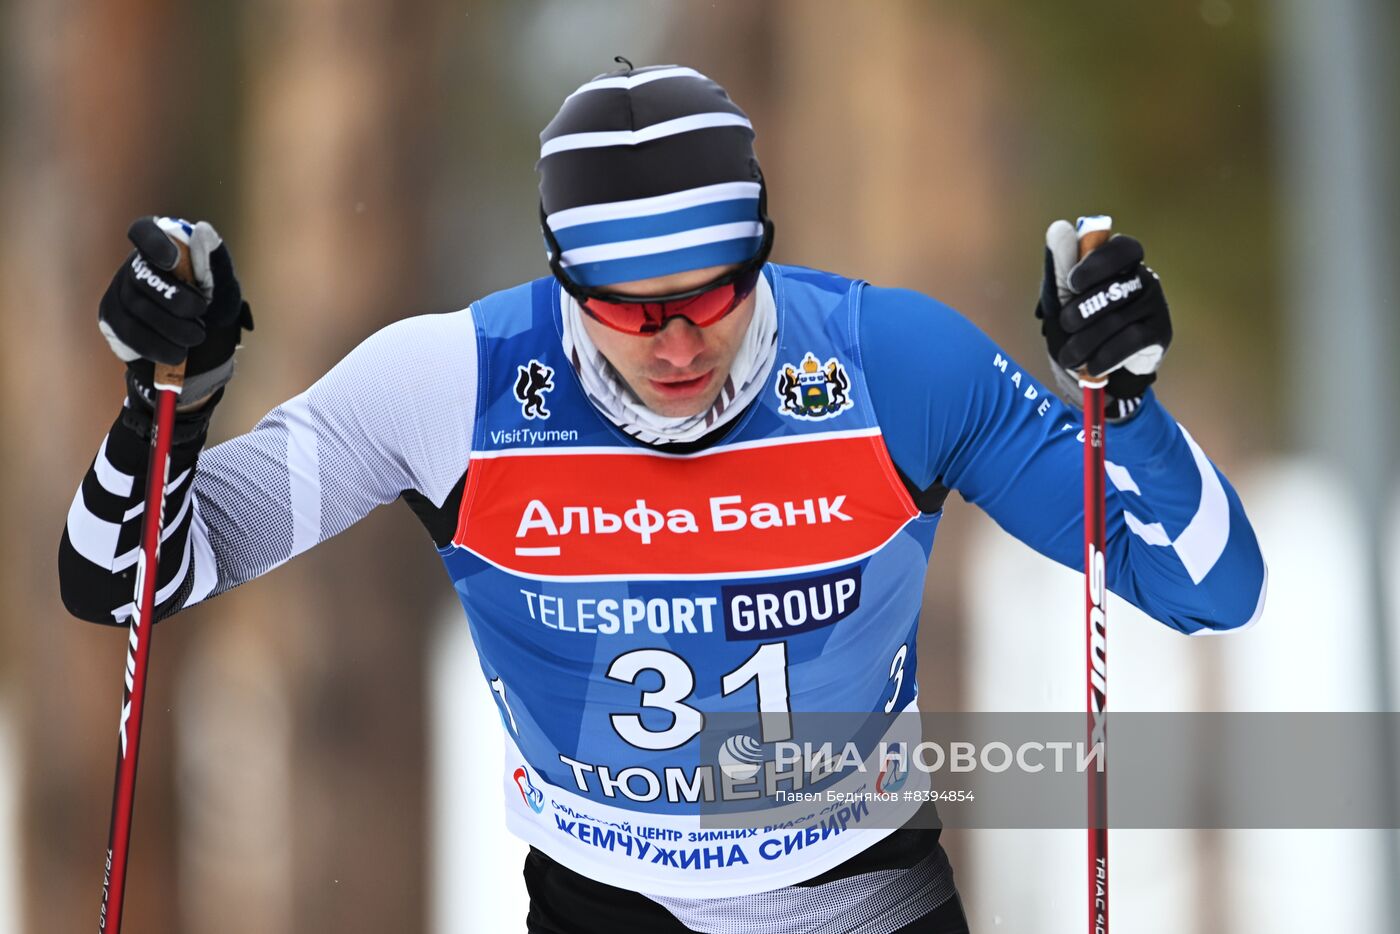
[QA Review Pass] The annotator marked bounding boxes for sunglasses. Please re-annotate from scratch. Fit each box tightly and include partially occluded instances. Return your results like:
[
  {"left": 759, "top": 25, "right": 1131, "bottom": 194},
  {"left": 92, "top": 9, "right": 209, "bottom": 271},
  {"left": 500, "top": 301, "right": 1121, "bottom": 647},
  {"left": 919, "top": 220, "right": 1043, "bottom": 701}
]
[{"left": 541, "top": 205, "right": 775, "bottom": 336}]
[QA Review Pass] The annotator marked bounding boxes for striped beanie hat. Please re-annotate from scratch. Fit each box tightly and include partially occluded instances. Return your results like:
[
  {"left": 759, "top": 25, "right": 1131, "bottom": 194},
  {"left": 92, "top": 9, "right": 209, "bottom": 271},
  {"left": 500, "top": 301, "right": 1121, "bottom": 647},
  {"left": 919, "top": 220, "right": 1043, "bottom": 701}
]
[{"left": 538, "top": 62, "right": 769, "bottom": 288}]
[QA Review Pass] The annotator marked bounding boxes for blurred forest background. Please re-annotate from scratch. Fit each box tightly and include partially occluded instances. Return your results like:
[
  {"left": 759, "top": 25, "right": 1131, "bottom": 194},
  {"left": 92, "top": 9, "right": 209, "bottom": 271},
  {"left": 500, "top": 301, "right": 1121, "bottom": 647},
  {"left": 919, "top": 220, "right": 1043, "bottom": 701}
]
[{"left": 1, "top": 1, "right": 1396, "bottom": 932}]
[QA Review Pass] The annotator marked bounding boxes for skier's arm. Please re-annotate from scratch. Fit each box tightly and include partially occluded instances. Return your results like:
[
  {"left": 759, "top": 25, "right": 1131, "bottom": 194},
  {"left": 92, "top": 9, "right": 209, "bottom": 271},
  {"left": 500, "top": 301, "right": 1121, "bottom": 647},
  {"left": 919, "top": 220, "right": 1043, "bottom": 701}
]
[
  {"left": 182, "top": 310, "right": 476, "bottom": 608},
  {"left": 60, "top": 306, "right": 477, "bottom": 625},
  {"left": 862, "top": 286, "right": 1266, "bottom": 635}
]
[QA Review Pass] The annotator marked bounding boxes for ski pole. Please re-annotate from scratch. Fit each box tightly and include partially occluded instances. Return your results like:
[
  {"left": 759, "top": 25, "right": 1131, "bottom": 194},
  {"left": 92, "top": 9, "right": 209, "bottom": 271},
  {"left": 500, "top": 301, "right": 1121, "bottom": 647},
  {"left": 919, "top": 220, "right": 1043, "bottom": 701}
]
[
  {"left": 1076, "top": 214, "right": 1112, "bottom": 934},
  {"left": 97, "top": 226, "right": 192, "bottom": 934}
]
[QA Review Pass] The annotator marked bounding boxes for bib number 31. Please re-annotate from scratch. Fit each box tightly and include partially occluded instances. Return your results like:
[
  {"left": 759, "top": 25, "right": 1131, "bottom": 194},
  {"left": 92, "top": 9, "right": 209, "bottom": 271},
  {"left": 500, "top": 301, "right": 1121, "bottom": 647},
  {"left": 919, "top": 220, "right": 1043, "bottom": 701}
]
[
  {"left": 489, "top": 641, "right": 911, "bottom": 752},
  {"left": 608, "top": 643, "right": 791, "bottom": 750}
]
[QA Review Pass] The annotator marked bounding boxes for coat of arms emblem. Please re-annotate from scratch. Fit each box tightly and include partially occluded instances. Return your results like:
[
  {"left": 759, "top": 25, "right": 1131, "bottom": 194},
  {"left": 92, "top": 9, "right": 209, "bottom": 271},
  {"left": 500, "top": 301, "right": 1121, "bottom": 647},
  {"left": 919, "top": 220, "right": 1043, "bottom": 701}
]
[{"left": 775, "top": 352, "right": 852, "bottom": 420}]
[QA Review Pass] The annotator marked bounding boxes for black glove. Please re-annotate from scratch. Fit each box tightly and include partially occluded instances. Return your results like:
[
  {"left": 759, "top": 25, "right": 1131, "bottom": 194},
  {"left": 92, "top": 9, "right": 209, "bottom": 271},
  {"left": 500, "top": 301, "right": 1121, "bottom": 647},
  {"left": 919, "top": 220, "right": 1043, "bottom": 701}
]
[
  {"left": 98, "top": 216, "right": 253, "bottom": 412},
  {"left": 1034, "top": 219, "right": 1171, "bottom": 420}
]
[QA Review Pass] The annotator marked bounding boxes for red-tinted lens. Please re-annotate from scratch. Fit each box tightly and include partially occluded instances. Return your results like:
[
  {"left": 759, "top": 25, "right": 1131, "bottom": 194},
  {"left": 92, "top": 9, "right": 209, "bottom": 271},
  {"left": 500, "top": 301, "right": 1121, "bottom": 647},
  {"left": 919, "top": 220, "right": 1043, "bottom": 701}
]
[{"left": 581, "top": 267, "right": 761, "bottom": 336}]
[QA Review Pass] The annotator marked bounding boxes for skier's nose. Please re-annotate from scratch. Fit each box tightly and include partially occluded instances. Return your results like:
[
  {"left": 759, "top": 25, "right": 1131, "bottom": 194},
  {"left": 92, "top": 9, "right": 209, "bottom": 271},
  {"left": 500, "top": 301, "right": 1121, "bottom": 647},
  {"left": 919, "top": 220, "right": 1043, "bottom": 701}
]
[{"left": 650, "top": 317, "right": 706, "bottom": 369}]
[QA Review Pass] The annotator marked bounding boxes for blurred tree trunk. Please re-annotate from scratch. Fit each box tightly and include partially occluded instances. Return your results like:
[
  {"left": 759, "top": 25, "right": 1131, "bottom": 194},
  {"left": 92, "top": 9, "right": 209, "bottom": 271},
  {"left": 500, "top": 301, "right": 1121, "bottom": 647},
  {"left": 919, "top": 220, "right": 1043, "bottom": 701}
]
[
  {"left": 0, "top": 1, "right": 206, "bottom": 931},
  {"left": 203, "top": 1, "right": 444, "bottom": 931}
]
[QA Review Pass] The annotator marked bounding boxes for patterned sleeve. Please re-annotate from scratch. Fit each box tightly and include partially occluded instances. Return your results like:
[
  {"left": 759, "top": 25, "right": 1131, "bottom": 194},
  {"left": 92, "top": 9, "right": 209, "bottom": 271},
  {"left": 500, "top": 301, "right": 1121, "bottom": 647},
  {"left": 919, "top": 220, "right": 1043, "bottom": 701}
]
[
  {"left": 860, "top": 285, "right": 1267, "bottom": 634},
  {"left": 59, "top": 308, "right": 478, "bottom": 625}
]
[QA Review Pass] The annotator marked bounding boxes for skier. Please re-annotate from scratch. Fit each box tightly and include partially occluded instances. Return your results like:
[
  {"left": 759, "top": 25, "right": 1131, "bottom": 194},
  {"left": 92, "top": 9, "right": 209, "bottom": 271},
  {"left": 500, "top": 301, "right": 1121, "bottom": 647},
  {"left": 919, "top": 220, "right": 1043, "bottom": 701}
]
[{"left": 60, "top": 62, "right": 1266, "bottom": 933}]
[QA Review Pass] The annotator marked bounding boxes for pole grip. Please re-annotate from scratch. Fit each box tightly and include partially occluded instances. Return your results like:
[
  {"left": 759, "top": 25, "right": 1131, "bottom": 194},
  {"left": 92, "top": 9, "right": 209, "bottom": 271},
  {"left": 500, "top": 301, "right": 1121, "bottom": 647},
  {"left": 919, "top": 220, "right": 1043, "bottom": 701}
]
[
  {"left": 1075, "top": 216, "right": 1113, "bottom": 384},
  {"left": 152, "top": 235, "right": 193, "bottom": 391},
  {"left": 1077, "top": 228, "right": 1111, "bottom": 261}
]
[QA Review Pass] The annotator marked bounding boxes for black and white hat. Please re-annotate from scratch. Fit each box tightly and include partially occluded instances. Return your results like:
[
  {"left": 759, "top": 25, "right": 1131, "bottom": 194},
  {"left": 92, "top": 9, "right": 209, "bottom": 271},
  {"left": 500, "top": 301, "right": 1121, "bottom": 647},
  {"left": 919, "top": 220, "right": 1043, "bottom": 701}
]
[{"left": 538, "top": 61, "right": 769, "bottom": 288}]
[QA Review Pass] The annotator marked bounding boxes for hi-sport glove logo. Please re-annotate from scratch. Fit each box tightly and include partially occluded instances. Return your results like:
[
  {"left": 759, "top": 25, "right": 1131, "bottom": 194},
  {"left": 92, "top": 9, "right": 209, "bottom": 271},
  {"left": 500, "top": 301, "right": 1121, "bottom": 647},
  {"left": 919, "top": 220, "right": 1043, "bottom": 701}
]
[
  {"left": 514, "top": 359, "right": 555, "bottom": 420},
  {"left": 130, "top": 255, "right": 179, "bottom": 300},
  {"left": 1076, "top": 274, "right": 1143, "bottom": 320},
  {"left": 775, "top": 352, "right": 852, "bottom": 420}
]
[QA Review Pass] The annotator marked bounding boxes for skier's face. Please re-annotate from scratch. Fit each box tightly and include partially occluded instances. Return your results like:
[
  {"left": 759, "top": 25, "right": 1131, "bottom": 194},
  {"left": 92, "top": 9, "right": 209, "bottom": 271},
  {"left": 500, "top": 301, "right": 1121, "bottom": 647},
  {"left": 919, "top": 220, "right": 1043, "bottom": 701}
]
[{"left": 580, "top": 263, "right": 757, "bottom": 418}]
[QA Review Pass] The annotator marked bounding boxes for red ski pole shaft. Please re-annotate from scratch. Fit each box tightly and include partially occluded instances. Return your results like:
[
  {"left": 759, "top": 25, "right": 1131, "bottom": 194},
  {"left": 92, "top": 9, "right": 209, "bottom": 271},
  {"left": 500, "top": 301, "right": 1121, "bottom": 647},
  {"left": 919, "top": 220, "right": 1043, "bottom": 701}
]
[
  {"left": 98, "top": 234, "right": 192, "bottom": 934},
  {"left": 1077, "top": 216, "right": 1112, "bottom": 934}
]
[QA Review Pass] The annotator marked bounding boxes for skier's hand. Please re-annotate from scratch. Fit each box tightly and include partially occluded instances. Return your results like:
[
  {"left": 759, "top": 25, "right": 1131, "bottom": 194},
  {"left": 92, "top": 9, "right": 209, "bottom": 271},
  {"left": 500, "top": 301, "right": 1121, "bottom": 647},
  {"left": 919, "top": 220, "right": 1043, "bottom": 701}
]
[
  {"left": 1034, "top": 219, "right": 1172, "bottom": 420},
  {"left": 98, "top": 216, "right": 254, "bottom": 409}
]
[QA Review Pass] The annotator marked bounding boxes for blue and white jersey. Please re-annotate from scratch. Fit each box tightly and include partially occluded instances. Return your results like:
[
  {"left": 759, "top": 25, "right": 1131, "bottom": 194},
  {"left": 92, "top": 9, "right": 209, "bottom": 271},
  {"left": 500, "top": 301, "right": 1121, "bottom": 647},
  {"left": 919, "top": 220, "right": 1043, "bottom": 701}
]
[{"left": 445, "top": 267, "right": 934, "bottom": 895}]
